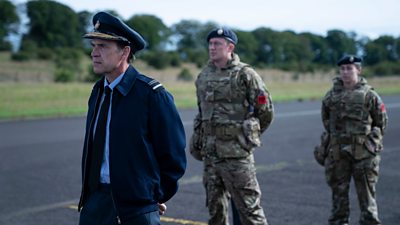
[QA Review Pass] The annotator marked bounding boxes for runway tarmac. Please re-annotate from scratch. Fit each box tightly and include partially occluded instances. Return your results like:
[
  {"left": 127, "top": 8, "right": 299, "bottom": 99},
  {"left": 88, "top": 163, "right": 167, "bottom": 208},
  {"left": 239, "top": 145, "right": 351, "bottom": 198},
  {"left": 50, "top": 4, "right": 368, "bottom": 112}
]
[{"left": 1, "top": 95, "right": 399, "bottom": 225}]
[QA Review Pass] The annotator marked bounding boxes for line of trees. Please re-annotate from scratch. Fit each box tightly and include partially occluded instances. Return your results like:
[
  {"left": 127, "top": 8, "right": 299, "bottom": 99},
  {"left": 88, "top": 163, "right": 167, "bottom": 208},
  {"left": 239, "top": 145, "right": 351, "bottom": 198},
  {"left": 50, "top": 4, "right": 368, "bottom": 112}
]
[{"left": 1, "top": 0, "right": 400, "bottom": 82}]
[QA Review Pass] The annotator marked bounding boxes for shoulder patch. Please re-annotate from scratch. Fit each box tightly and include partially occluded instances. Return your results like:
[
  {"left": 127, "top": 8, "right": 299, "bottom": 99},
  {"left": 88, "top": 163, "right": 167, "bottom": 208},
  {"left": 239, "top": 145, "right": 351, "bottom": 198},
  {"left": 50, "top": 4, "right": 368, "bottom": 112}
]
[{"left": 137, "top": 74, "right": 164, "bottom": 91}]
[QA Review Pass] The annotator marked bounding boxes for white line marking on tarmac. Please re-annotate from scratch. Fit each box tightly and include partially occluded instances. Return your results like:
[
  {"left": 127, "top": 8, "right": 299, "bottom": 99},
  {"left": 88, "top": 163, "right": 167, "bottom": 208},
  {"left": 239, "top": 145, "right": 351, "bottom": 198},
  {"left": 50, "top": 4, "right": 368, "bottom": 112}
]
[{"left": 182, "top": 102, "right": 400, "bottom": 126}]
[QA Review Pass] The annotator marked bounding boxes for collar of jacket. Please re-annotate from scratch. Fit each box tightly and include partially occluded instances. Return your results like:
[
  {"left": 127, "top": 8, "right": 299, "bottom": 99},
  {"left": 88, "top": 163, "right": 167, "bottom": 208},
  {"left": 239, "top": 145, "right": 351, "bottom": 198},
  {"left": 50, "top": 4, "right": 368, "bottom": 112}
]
[
  {"left": 333, "top": 76, "right": 368, "bottom": 91},
  {"left": 207, "top": 53, "right": 241, "bottom": 70},
  {"left": 94, "top": 65, "right": 139, "bottom": 96}
]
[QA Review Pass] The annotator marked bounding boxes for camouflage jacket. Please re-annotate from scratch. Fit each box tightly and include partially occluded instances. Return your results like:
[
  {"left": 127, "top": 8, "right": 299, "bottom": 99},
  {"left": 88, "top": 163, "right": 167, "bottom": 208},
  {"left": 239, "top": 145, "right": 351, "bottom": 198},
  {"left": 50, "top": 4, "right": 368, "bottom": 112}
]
[
  {"left": 194, "top": 53, "right": 274, "bottom": 132},
  {"left": 190, "top": 54, "right": 274, "bottom": 160},
  {"left": 321, "top": 76, "right": 388, "bottom": 158}
]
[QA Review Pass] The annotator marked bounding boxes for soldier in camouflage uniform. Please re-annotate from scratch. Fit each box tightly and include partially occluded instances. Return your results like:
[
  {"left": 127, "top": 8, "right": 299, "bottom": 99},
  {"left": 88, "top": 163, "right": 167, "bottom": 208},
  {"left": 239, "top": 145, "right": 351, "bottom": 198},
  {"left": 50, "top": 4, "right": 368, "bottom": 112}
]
[
  {"left": 321, "top": 55, "right": 388, "bottom": 225},
  {"left": 190, "top": 27, "right": 274, "bottom": 225}
]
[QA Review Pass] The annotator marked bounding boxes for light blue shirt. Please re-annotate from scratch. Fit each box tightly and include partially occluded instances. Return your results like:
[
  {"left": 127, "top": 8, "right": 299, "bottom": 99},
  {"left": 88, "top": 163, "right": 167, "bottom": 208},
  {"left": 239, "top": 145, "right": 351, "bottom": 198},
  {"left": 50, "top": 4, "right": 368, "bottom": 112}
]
[{"left": 93, "top": 73, "right": 125, "bottom": 184}]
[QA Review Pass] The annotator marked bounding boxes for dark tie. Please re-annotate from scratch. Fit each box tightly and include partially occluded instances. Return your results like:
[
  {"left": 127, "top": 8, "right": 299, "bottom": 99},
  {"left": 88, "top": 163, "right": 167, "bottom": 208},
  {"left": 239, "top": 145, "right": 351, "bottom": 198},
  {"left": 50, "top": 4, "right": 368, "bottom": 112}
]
[{"left": 88, "top": 86, "right": 112, "bottom": 192}]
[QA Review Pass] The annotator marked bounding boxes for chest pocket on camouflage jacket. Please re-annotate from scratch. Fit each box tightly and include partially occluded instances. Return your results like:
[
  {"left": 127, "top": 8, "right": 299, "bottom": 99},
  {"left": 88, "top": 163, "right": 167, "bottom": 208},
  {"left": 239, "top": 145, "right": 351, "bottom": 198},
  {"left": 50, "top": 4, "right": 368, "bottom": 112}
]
[
  {"left": 328, "top": 86, "right": 374, "bottom": 160},
  {"left": 200, "top": 67, "right": 248, "bottom": 122},
  {"left": 198, "top": 66, "right": 261, "bottom": 159},
  {"left": 328, "top": 87, "right": 371, "bottom": 136},
  {"left": 205, "top": 76, "right": 232, "bottom": 102}
]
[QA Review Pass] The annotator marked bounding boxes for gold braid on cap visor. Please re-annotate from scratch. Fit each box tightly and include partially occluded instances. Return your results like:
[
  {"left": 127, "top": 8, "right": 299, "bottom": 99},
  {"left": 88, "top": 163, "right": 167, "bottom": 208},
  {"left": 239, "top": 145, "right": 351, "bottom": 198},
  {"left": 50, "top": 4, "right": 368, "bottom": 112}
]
[{"left": 83, "top": 31, "right": 130, "bottom": 44}]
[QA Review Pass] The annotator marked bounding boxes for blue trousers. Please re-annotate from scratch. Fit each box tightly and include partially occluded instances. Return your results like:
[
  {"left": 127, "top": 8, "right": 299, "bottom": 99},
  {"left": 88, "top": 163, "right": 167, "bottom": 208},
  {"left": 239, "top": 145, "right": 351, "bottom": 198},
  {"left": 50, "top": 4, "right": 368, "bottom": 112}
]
[{"left": 79, "top": 184, "right": 160, "bottom": 225}]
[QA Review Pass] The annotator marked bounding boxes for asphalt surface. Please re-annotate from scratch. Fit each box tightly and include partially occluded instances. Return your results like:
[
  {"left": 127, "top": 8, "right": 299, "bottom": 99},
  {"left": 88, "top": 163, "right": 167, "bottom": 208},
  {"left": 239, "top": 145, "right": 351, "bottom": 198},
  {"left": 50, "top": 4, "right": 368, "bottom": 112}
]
[{"left": 1, "top": 95, "right": 399, "bottom": 225}]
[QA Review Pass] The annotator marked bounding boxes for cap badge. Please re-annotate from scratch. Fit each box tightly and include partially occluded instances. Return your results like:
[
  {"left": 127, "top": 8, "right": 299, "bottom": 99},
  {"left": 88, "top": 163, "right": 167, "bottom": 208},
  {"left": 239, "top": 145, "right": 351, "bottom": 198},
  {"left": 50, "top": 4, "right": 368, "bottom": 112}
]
[
  {"left": 94, "top": 20, "right": 100, "bottom": 30},
  {"left": 349, "top": 56, "right": 354, "bottom": 62},
  {"left": 217, "top": 28, "right": 224, "bottom": 35}
]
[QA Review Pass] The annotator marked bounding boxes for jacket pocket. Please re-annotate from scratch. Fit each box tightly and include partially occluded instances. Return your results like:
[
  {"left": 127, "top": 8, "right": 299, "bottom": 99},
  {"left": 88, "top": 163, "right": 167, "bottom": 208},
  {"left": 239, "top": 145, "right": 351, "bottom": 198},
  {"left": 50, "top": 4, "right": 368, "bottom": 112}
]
[
  {"left": 364, "top": 127, "right": 383, "bottom": 154},
  {"left": 241, "top": 117, "right": 261, "bottom": 148},
  {"left": 189, "top": 120, "right": 204, "bottom": 161}
]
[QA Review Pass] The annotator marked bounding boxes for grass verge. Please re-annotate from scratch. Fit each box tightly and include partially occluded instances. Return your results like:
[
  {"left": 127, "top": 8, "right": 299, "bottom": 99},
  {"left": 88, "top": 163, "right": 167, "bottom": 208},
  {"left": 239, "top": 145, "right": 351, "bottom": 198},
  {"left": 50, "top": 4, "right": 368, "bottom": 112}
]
[{"left": 1, "top": 77, "right": 399, "bottom": 121}]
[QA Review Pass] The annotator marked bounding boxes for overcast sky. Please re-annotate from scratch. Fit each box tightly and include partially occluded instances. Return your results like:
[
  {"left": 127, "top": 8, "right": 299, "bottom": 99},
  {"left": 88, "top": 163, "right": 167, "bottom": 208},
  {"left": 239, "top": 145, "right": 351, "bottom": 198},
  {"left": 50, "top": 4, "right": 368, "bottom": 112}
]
[{"left": 14, "top": 0, "right": 400, "bottom": 39}]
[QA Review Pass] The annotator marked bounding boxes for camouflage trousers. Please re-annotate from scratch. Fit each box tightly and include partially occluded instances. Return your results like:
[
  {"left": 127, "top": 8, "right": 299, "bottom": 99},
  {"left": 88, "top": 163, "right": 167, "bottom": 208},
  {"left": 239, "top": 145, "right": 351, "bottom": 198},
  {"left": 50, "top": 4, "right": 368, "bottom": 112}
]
[
  {"left": 203, "top": 155, "right": 268, "bottom": 225},
  {"left": 325, "top": 149, "right": 381, "bottom": 225}
]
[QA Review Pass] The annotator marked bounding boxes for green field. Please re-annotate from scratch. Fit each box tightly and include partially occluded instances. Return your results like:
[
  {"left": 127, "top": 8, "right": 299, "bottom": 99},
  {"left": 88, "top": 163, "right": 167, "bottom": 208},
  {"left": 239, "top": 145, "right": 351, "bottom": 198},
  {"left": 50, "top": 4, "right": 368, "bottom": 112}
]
[
  {"left": 1, "top": 77, "right": 399, "bottom": 120},
  {"left": 1, "top": 52, "right": 399, "bottom": 120}
]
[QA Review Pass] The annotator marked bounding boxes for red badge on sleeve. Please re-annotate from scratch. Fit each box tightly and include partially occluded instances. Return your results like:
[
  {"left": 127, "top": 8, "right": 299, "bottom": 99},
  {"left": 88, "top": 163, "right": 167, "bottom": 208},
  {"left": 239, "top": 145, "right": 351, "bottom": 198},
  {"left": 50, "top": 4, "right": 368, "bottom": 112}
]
[
  {"left": 380, "top": 103, "right": 386, "bottom": 113},
  {"left": 258, "top": 94, "right": 267, "bottom": 105}
]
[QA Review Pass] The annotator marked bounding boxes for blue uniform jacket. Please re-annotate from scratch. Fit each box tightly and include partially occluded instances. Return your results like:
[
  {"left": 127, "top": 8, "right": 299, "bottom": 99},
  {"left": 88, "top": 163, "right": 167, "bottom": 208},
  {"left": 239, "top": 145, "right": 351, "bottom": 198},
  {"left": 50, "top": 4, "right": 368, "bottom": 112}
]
[{"left": 78, "top": 65, "right": 187, "bottom": 222}]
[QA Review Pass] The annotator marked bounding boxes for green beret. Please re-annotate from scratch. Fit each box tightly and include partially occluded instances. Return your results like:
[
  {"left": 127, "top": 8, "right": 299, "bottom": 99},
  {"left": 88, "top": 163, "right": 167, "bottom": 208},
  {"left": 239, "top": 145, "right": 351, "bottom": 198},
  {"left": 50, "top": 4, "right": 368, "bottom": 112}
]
[{"left": 83, "top": 11, "right": 147, "bottom": 53}]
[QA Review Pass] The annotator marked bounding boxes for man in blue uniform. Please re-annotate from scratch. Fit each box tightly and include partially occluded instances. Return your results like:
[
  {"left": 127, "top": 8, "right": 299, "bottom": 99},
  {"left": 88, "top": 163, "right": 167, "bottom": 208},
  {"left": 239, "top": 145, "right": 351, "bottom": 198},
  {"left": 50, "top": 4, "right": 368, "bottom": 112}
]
[{"left": 78, "top": 12, "right": 186, "bottom": 225}]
